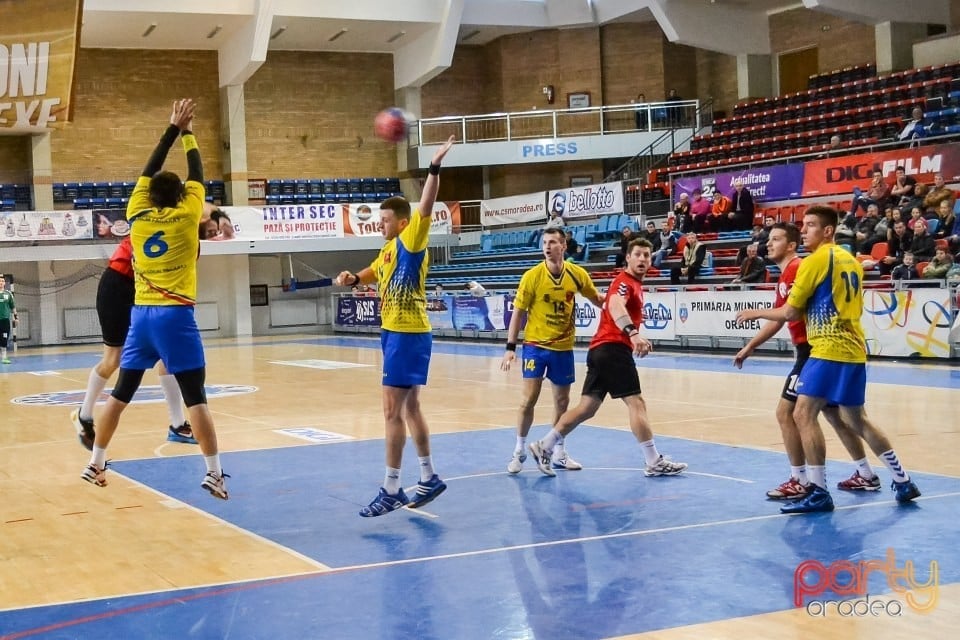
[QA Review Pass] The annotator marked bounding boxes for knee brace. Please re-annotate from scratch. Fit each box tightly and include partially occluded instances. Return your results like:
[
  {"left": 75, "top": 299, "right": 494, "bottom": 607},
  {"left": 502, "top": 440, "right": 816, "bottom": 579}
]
[
  {"left": 111, "top": 368, "right": 146, "bottom": 403},
  {"left": 174, "top": 367, "right": 207, "bottom": 407}
]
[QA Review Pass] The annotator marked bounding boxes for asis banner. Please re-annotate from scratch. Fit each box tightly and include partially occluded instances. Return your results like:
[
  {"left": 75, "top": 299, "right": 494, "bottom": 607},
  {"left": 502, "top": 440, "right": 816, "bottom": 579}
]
[
  {"left": 802, "top": 143, "right": 960, "bottom": 197},
  {"left": 1, "top": 0, "right": 82, "bottom": 130},
  {"left": 547, "top": 181, "right": 624, "bottom": 221},
  {"left": 480, "top": 192, "right": 546, "bottom": 227},
  {"left": 0, "top": 209, "right": 93, "bottom": 241},
  {"left": 341, "top": 202, "right": 461, "bottom": 237}
]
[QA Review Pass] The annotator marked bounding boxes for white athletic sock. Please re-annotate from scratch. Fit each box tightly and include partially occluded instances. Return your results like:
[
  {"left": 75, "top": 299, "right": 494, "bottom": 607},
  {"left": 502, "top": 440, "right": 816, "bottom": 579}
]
[
  {"left": 384, "top": 467, "right": 402, "bottom": 494},
  {"left": 554, "top": 434, "right": 566, "bottom": 455},
  {"left": 807, "top": 465, "right": 827, "bottom": 489},
  {"left": 418, "top": 456, "right": 435, "bottom": 482},
  {"left": 540, "top": 429, "right": 561, "bottom": 454},
  {"left": 81, "top": 369, "right": 109, "bottom": 422},
  {"left": 1, "top": 348, "right": 6, "bottom": 360},
  {"left": 790, "top": 465, "right": 808, "bottom": 485},
  {"left": 204, "top": 454, "right": 222, "bottom": 476},
  {"left": 90, "top": 446, "right": 107, "bottom": 469},
  {"left": 879, "top": 449, "right": 909, "bottom": 483},
  {"left": 639, "top": 439, "right": 661, "bottom": 466},
  {"left": 159, "top": 374, "right": 186, "bottom": 427},
  {"left": 515, "top": 436, "right": 526, "bottom": 454},
  {"left": 853, "top": 457, "right": 877, "bottom": 480}
]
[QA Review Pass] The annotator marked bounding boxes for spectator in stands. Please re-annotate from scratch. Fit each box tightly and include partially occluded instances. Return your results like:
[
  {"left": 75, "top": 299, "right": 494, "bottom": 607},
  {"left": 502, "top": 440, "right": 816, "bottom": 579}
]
[
  {"left": 906, "top": 206, "right": 926, "bottom": 231},
  {"left": 665, "top": 88, "right": 684, "bottom": 126},
  {"left": 818, "top": 135, "right": 842, "bottom": 158},
  {"left": 727, "top": 179, "right": 754, "bottom": 231},
  {"left": 849, "top": 169, "right": 890, "bottom": 215},
  {"left": 834, "top": 211, "right": 857, "bottom": 247},
  {"left": 863, "top": 206, "right": 891, "bottom": 255},
  {"left": 899, "top": 183, "right": 927, "bottom": 218},
  {"left": 564, "top": 230, "right": 584, "bottom": 261},
  {"left": 907, "top": 218, "right": 935, "bottom": 262},
  {"left": 897, "top": 107, "right": 926, "bottom": 146},
  {"left": 545, "top": 210, "right": 565, "bottom": 229},
  {"left": 690, "top": 188, "right": 712, "bottom": 232},
  {"left": 711, "top": 190, "right": 732, "bottom": 231},
  {"left": 736, "top": 220, "right": 771, "bottom": 263},
  {"left": 853, "top": 203, "right": 881, "bottom": 255},
  {"left": 634, "top": 92, "right": 647, "bottom": 130},
  {"left": 922, "top": 173, "right": 955, "bottom": 214},
  {"left": 880, "top": 219, "right": 913, "bottom": 276},
  {"left": 891, "top": 251, "right": 919, "bottom": 280},
  {"left": 730, "top": 243, "right": 766, "bottom": 284},
  {"left": 943, "top": 203, "right": 960, "bottom": 253},
  {"left": 642, "top": 221, "right": 658, "bottom": 242},
  {"left": 670, "top": 231, "right": 706, "bottom": 285},
  {"left": 673, "top": 192, "right": 693, "bottom": 233},
  {"left": 922, "top": 247, "right": 953, "bottom": 279},
  {"left": 615, "top": 225, "right": 640, "bottom": 268},
  {"left": 934, "top": 199, "right": 956, "bottom": 241},
  {"left": 890, "top": 166, "right": 917, "bottom": 208},
  {"left": 650, "top": 227, "right": 677, "bottom": 268},
  {"left": 466, "top": 280, "right": 487, "bottom": 296}
]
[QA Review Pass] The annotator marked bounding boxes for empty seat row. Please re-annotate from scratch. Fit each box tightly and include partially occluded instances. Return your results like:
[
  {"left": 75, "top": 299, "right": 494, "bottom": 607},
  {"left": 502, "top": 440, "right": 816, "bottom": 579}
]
[
  {"left": 266, "top": 178, "right": 400, "bottom": 197},
  {"left": 53, "top": 180, "right": 226, "bottom": 203}
]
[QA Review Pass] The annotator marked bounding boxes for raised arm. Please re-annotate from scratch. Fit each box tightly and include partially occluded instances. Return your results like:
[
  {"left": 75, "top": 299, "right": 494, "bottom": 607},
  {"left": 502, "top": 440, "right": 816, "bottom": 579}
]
[
  {"left": 175, "top": 99, "right": 203, "bottom": 184},
  {"left": 417, "top": 135, "right": 456, "bottom": 218},
  {"left": 141, "top": 100, "right": 196, "bottom": 177}
]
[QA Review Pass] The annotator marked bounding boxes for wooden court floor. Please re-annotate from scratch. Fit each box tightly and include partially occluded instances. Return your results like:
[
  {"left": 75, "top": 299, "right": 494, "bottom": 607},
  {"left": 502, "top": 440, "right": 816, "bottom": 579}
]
[{"left": 0, "top": 335, "right": 957, "bottom": 638}]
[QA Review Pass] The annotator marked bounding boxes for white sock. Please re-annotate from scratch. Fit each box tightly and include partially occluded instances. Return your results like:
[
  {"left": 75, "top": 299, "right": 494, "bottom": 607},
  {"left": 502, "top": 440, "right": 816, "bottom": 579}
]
[
  {"left": 204, "top": 454, "right": 222, "bottom": 476},
  {"left": 159, "top": 374, "right": 186, "bottom": 427},
  {"left": 853, "top": 457, "right": 877, "bottom": 480},
  {"left": 81, "top": 370, "right": 109, "bottom": 422},
  {"left": 879, "top": 449, "right": 909, "bottom": 483},
  {"left": 807, "top": 465, "right": 827, "bottom": 489},
  {"left": 417, "top": 456, "right": 435, "bottom": 482},
  {"left": 90, "top": 446, "right": 107, "bottom": 469},
  {"left": 790, "top": 465, "right": 808, "bottom": 485},
  {"left": 515, "top": 436, "right": 526, "bottom": 454},
  {"left": 1, "top": 348, "right": 6, "bottom": 360},
  {"left": 554, "top": 434, "right": 567, "bottom": 454},
  {"left": 540, "top": 429, "right": 561, "bottom": 454},
  {"left": 639, "top": 439, "right": 661, "bottom": 466},
  {"left": 384, "top": 467, "right": 401, "bottom": 494}
]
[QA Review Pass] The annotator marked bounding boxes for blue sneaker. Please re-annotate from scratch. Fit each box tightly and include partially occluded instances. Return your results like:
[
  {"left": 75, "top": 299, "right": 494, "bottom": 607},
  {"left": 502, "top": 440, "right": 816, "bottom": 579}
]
[
  {"left": 167, "top": 422, "right": 198, "bottom": 445},
  {"left": 891, "top": 479, "right": 921, "bottom": 503},
  {"left": 780, "top": 485, "right": 834, "bottom": 514},
  {"left": 408, "top": 475, "right": 447, "bottom": 509},
  {"left": 359, "top": 487, "right": 409, "bottom": 517}
]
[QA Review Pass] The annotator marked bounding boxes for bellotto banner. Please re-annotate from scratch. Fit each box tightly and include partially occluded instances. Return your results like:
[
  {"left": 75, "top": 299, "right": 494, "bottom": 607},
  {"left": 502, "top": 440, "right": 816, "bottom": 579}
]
[
  {"left": 802, "top": 143, "right": 960, "bottom": 197},
  {"left": 0, "top": 0, "right": 82, "bottom": 130}
]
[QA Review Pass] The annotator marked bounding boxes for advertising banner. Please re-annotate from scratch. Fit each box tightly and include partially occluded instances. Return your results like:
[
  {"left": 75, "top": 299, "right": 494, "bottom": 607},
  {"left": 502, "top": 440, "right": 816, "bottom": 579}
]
[
  {"left": 547, "top": 182, "right": 624, "bottom": 221},
  {"left": 335, "top": 296, "right": 381, "bottom": 327},
  {"left": 801, "top": 143, "right": 960, "bottom": 197},
  {"left": 673, "top": 164, "right": 805, "bottom": 203},
  {"left": 341, "top": 202, "right": 461, "bottom": 237},
  {"left": 480, "top": 192, "right": 546, "bottom": 227},
  {"left": 641, "top": 291, "right": 677, "bottom": 340},
  {"left": 0, "top": 0, "right": 82, "bottom": 130},
  {"left": 674, "top": 290, "right": 790, "bottom": 339},
  {"left": 861, "top": 288, "right": 953, "bottom": 358},
  {"left": 0, "top": 210, "right": 94, "bottom": 241},
  {"left": 229, "top": 204, "right": 345, "bottom": 239}
]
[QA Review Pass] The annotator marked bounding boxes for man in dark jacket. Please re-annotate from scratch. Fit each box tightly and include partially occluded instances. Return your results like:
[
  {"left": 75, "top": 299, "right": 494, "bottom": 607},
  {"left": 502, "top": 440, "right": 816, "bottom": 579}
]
[{"left": 670, "top": 231, "right": 707, "bottom": 284}]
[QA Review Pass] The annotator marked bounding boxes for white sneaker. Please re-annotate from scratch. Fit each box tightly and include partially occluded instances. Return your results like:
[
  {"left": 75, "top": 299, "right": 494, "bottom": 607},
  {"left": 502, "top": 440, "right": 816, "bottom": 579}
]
[
  {"left": 201, "top": 471, "right": 230, "bottom": 500},
  {"left": 528, "top": 441, "right": 556, "bottom": 477},
  {"left": 551, "top": 452, "right": 583, "bottom": 471},
  {"left": 644, "top": 455, "right": 687, "bottom": 476},
  {"left": 507, "top": 452, "right": 526, "bottom": 474}
]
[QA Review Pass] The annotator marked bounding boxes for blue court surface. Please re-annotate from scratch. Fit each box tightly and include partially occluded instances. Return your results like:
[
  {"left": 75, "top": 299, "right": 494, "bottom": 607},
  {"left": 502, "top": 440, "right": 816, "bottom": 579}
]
[{"left": 1, "top": 427, "right": 957, "bottom": 639}]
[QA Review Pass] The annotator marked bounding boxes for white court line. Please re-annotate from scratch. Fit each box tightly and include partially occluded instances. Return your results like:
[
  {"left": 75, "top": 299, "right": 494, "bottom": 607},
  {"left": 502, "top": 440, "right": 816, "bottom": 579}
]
[{"left": 444, "top": 468, "right": 754, "bottom": 484}]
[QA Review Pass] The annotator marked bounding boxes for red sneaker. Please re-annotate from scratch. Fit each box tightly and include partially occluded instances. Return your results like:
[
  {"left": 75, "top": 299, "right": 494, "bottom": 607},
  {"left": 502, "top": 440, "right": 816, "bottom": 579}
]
[
  {"left": 766, "top": 477, "right": 808, "bottom": 500},
  {"left": 836, "top": 471, "right": 881, "bottom": 491}
]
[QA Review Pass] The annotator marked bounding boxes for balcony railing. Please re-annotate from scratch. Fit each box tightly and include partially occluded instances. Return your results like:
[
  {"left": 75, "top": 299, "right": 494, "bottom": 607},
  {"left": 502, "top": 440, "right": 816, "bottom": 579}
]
[{"left": 414, "top": 100, "right": 702, "bottom": 146}]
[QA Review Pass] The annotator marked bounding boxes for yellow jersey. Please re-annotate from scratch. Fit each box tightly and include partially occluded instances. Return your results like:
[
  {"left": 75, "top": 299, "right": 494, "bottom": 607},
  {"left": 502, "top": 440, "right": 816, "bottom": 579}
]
[
  {"left": 786, "top": 243, "right": 866, "bottom": 363},
  {"left": 370, "top": 210, "right": 431, "bottom": 333},
  {"left": 514, "top": 261, "right": 598, "bottom": 351},
  {"left": 126, "top": 175, "right": 205, "bottom": 306}
]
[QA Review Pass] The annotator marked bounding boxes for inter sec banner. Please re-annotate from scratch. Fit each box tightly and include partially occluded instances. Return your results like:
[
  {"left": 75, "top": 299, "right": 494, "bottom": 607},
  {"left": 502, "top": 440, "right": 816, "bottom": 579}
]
[
  {"left": 480, "top": 192, "right": 546, "bottom": 227},
  {"left": 802, "top": 143, "right": 960, "bottom": 197},
  {"left": 225, "top": 205, "right": 345, "bottom": 240},
  {"left": 0, "top": 0, "right": 82, "bottom": 131},
  {"left": 547, "top": 182, "right": 624, "bottom": 221},
  {"left": 0, "top": 209, "right": 93, "bottom": 241}
]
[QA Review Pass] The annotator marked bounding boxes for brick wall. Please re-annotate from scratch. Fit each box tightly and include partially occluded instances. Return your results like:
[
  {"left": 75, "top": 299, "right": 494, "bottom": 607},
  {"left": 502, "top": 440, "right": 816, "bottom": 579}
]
[
  {"left": 488, "top": 159, "right": 603, "bottom": 197},
  {"left": 599, "top": 22, "right": 665, "bottom": 105},
  {"left": 695, "top": 50, "right": 738, "bottom": 118},
  {"left": 0, "top": 137, "right": 30, "bottom": 184},
  {"left": 769, "top": 9, "right": 876, "bottom": 74}
]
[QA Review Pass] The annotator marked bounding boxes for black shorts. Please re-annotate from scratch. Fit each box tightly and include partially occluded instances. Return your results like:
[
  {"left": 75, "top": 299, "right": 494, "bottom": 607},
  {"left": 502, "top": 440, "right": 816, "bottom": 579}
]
[
  {"left": 782, "top": 342, "right": 811, "bottom": 402},
  {"left": 0, "top": 318, "right": 10, "bottom": 349},
  {"left": 582, "top": 342, "right": 642, "bottom": 400},
  {"left": 97, "top": 267, "right": 135, "bottom": 347}
]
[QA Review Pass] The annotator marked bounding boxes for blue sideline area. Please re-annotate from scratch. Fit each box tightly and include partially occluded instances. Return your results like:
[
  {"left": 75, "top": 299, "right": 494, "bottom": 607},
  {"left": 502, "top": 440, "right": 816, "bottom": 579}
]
[{"left": 1, "top": 427, "right": 957, "bottom": 639}]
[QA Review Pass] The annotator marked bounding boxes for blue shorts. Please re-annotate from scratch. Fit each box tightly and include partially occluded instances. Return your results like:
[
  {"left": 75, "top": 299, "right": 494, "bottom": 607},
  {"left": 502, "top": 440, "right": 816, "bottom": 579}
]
[
  {"left": 796, "top": 357, "right": 866, "bottom": 407},
  {"left": 521, "top": 345, "right": 575, "bottom": 386},
  {"left": 381, "top": 330, "right": 431, "bottom": 387},
  {"left": 120, "top": 306, "right": 205, "bottom": 374}
]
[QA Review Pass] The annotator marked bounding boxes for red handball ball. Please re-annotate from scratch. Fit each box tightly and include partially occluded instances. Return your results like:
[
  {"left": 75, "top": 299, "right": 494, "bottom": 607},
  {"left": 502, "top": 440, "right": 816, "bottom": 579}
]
[{"left": 374, "top": 107, "right": 413, "bottom": 143}]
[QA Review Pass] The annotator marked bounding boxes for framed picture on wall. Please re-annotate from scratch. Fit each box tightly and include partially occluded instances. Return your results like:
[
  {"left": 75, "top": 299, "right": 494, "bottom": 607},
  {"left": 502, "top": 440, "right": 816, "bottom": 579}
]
[
  {"left": 570, "top": 175, "right": 593, "bottom": 188},
  {"left": 249, "top": 284, "right": 269, "bottom": 307},
  {"left": 567, "top": 92, "right": 591, "bottom": 109}
]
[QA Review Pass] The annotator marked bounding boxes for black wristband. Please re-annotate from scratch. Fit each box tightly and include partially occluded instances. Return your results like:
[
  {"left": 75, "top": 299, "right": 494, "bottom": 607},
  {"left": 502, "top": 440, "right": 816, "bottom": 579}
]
[
  {"left": 505, "top": 342, "right": 517, "bottom": 352},
  {"left": 180, "top": 129, "right": 193, "bottom": 136},
  {"left": 622, "top": 323, "right": 638, "bottom": 337},
  {"left": 428, "top": 163, "right": 441, "bottom": 175},
  {"left": 350, "top": 274, "right": 361, "bottom": 286}
]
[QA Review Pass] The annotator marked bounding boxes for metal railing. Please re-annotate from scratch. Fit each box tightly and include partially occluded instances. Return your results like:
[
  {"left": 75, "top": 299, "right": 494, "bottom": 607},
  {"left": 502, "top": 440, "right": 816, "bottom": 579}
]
[{"left": 413, "top": 100, "right": 703, "bottom": 146}]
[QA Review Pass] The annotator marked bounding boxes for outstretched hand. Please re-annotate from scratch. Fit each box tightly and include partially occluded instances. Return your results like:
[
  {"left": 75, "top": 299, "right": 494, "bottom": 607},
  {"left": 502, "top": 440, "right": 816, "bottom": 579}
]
[
  {"left": 170, "top": 99, "right": 196, "bottom": 130},
  {"left": 431, "top": 135, "right": 456, "bottom": 166}
]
